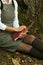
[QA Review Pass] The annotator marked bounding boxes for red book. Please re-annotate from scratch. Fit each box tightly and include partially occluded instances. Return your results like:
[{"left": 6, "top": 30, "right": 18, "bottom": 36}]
[{"left": 11, "top": 28, "right": 27, "bottom": 40}]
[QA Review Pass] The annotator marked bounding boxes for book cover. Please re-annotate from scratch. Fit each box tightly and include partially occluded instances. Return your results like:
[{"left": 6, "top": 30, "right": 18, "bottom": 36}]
[{"left": 11, "top": 28, "right": 27, "bottom": 40}]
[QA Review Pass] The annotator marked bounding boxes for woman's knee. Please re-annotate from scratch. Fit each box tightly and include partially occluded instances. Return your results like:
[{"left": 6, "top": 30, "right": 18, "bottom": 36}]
[
  {"left": 17, "top": 43, "right": 32, "bottom": 53},
  {"left": 23, "top": 34, "right": 36, "bottom": 44},
  {"left": 29, "top": 35, "right": 36, "bottom": 39}
]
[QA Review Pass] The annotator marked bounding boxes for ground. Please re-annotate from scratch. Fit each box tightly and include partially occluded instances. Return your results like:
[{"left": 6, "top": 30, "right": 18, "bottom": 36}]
[{"left": 0, "top": 48, "right": 43, "bottom": 65}]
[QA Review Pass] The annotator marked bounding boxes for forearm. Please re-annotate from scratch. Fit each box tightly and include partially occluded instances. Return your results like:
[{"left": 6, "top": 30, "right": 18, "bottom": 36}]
[
  {"left": 5, "top": 26, "right": 26, "bottom": 32},
  {"left": 5, "top": 26, "right": 17, "bottom": 32},
  {"left": 4, "top": 25, "right": 27, "bottom": 33}
]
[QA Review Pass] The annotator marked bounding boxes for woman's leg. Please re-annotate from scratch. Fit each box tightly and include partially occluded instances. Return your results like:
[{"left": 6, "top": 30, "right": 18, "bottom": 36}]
[
  {"left": 17, "top": 42, "right": 43, "bottom": 59},
  {"left": 23, "top": 34, "right": 43, "bottom": 52},
  {"left": 23, "top": 35, "right": 36, "bottom": 44}
]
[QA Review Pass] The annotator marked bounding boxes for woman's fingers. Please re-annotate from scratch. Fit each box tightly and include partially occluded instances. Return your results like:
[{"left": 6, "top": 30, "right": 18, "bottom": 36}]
[
  {"left": 19, "top": 32, "right": 27, "bottom": 38},
  {"left": 21, "top": 25, "right": 27, "bottom": 29},
  {"left": 17, "top": 25, "right": 28, "bottom": 32}
]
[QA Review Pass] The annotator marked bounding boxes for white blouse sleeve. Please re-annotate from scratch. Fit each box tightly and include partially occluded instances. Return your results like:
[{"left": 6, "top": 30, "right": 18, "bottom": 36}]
[
  {"left": 13, "top": 0, "right": 20, "bottom": 28},
  {"left": 0, "top": 10, "right": 7, "bottom": 30}
]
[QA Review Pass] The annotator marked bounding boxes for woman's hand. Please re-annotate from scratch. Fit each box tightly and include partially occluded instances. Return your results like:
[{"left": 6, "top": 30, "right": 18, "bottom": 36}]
[
  {"left": 5, "top": 25, "right": 28, "bottom": 33},
  {"left": 16, "top": 25, "right": 28, "bottom": 32},
  {"left": 18, "top": 32, "right": 27, "bottom": 39}
]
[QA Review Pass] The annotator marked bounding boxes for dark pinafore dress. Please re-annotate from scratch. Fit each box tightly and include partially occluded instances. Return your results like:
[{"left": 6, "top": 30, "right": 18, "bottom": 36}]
[{"left": 0, "top": 4, "right": 22, "bottom": 52}]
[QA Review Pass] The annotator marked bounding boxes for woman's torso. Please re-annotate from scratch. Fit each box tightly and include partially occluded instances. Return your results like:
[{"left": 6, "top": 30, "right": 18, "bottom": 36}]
[
  {"left": 1, "top": 3, "right": 14, "bottom": 27},
  {"left": 0, "top": 1, "right": 15, "bottom": 39}
]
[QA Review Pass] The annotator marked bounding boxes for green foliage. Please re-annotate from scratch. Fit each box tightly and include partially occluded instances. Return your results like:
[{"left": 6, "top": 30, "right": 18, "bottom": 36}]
[{"left": 18, "top": 0, "right": 43, "bottom": 39}]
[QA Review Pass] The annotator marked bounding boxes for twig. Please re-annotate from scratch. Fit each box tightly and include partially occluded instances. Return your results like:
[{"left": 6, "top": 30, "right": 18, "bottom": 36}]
[{"left": 28, "top": 21, "right": 35, "bottom": 30}]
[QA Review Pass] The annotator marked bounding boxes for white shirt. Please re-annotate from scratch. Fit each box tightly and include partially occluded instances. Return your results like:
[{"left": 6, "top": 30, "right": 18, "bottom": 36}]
[
  {"left": 0, "top": 0, "right": 19, "bottom": 30},
  {"left": 0, "top": 9, "right": 7, "bottom": 30}
]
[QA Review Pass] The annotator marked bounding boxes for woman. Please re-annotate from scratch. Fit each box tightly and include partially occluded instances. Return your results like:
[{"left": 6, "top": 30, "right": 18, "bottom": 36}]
[{"left": 0, "top": 0, "right": 43, "bottom": 59}]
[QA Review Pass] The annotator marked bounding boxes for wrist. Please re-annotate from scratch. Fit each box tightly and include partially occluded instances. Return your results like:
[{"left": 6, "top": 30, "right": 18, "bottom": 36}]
[{"left": 13, "top": 28, "right": 18, "bottom": 32}]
